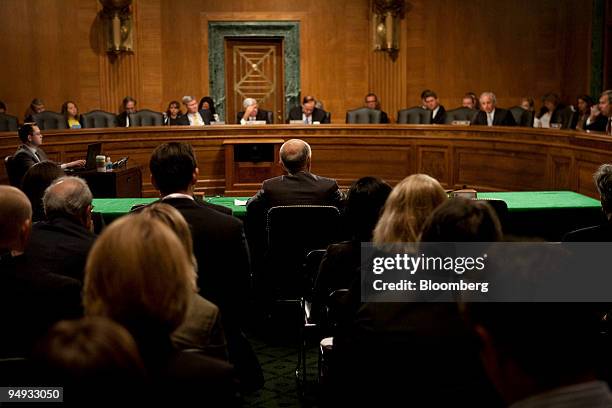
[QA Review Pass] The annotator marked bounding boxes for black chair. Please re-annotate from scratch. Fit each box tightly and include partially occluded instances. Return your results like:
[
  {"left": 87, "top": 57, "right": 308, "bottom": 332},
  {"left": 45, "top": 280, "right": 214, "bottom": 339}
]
[
  {"left": 128, "top": 109, "right": 164, "bottom": 126},
  {"left": 4, "top": 155, "right": 21, "bottom": 187},
  {"left": 397, "top": 107, "right": 431, "bottom": 124},
  {"left": 346, "top": 108, "right": 381, "bottom": 124},
  {"left": 444, "top": 107, "right": 477, "bottom": 124},
  {"left": 324, "top": 111, "right": 331, "bottom": 123},
  {"left": 472, "top": 198, "right": 508, "bottom": 230},
  {"left": 81, "top": 110, "right": 118, "bottom": 128},
  {"left": 509, "top": 106, "right": 527, "bottom": 126},
  {"left": 31, "top": 111, "right": 67, "bottom": 130},
  {"left": 520, "top": 109, "right": 535, "bottom": 127},
  {"left": 0, "top": 113, "right": 19, "bottom": 132}
]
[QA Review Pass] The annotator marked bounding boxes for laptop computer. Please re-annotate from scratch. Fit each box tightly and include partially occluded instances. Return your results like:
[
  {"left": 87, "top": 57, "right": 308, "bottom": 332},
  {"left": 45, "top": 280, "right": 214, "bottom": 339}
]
[{"left": 68, "top": 143, "right": 102, "bottom": 173}]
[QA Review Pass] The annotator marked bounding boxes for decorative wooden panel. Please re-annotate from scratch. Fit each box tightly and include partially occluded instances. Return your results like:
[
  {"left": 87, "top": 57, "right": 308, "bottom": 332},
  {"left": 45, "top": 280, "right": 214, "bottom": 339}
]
[
  {"left": 551, "top": 155, "right": 572, "bottom": 189},
  {"left": 418, "top": 147, "right": 449, "bottom": 185}
]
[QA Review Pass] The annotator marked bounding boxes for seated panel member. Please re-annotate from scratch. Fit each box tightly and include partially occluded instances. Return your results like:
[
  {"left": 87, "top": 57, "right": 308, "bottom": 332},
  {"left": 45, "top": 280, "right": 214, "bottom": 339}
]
[
  {"left": 421, "top": 89, "right": 446, "bottom": 124},
  {"left": 586, "top": 90, "right": 612, "bottom": 132},
  {"left": 364, "top": 93, "right": 389, "bottom": 123},
  {"left": 471, "top": 92, "right": 516, "bottom": 127},
  {"left": 287, "top": 95, "right": 330, "bottom": 124},
  {"left": 176, "top": 96, "right": 211, "bottom": 126},
  {"left": 237, "top": 98, "right": 272, "bottom": 124},
  {"left": 116, "top": 96, "right": 136, "bottom": 127},
  {"left": 12, "top": 124, "right": 85, "bottom": 186}
]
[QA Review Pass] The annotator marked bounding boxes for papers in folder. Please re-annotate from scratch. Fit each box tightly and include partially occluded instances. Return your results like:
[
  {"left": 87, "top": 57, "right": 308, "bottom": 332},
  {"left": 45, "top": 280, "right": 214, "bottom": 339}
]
[{"left": 234, "top": 199, "right": 248, "bottom": 206}]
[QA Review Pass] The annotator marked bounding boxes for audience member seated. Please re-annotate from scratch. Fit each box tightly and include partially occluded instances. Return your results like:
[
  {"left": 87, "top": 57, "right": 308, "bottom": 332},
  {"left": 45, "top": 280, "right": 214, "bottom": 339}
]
[
  {"left": 329, "top": 193, "right": 503, "bottom": 407},
  {"left": 238, "top": 97, "right": 272, "bottom": 124},
  {"left": 61, "top": 100, "right": 82, "bottom": 129},
  {"left": 575, "top": 94, "right": 595, "bottom": 131},
  {"left": 11, "top": 124, "right": 84, "bottom": 188},
  {"left": 145, "top": 142, "right": 261, "bottom": 391},
  {"left": 564, "top": 163, "right": 612, "bottom": 241},
  {"left": 471, "top": 91, "right": 516, "bottom": 127},
  {"left": 139, "top": 203, "right": 228, "bottom": 361},
  {"left": 586, "top": 90, "right": 612, "bottom": 132},
  {"left": 23, "top": 177, "right": 96, "bottom": 282},
  {"left": 313, "top": 176, "right": 391, "bottom": 310},
  {"left": 199, "top": 96, "right": 219, "bottom": 122},
  {"left": 21, "top": 161, "right": 65, "bottom": 222},
  {"left": 116, "top": 96, "right": 137, "bottom": 127},
  {"left": 24, "top": 98, "right": 45, "bottom": 122},
  {"left": 363, "top": 93, "right": 389, "bottom": 123},
  {"left": 33, "top": 317, "right": 146, "bottom": 404},
  {"left": 163, "top": 100, "right": 183, "bottom": 125},
  {"left": 0, "top": 186, "right": 82, "bottom": 358},
  {"left": 177, "top": 95, "right": 212, "bottom": 126},
  {"left": 83, "top": 215, "right": 238, "bottom": 404},
  {"left": 421, "top": 89, "right": 446, "bottom": 124},
  {"left": 534, "top": 92, "right": 575, "bottom": 129},
  {"left": 287, "top": 95, "right": 330, "bottom": 124}
]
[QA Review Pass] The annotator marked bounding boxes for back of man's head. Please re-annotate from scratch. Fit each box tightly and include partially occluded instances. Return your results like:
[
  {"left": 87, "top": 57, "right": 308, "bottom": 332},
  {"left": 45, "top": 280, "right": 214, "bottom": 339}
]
[
  {"left": 594, "top": 164, "right": 612, "bottom": 217},
  {"left": 0, "top": 186, "right": 32, "bottom": 251},
  {"left": 43, "top": 176, "right": 93, "bottom": 226},
  {"left": 18, "top": 124, "right": 35, "bottom": 143},
  {"left": 280, "top": 139, "right": 311, "bottom": 174},
  {"left": 149, "top": 142, "right": 197, "bottom": 196}
]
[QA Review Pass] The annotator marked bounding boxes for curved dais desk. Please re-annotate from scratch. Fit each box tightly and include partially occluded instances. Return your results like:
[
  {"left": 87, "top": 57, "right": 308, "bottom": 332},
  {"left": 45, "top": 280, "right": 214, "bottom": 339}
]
[{"left": 1, "top": 125, "right": 610, "bottom": 198}]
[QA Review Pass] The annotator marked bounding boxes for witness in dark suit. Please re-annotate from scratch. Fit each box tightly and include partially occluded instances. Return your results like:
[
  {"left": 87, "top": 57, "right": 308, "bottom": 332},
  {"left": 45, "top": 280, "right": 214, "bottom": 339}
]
[
  {"left": 421, "top": 89, "right": 447, "bottom": 124},
  {"left": 564, "top": 163, "right": 612, "bottom": 241},
  {"left": 24, "top": 177, "right": 96, "bottom": 282},
  {"left": 237, "top": 97, "right": 272, "bottom": 124},
  {"left": 146, "top": 142, "right": 262, "bottom": 391},
  {"left": 364, "top": 93, "right": 389, "bottom": 123},
  {"left": 83, "top": 215, "right": 238, "bottom": 405},
  {"left": 116, "top": 96, "right": 136, "bottom": 127},
  {"left": 176, "top": 95, "right": 212, "bottom": 126},
  {"left": 11, "top": 124, "right": 84, "bottom": 187},
  {"left": 471, "top": 92, "right": 517, "bottom": 126},
  {"left": 287, "top": 95, "right": 330, "bottom": 123}
]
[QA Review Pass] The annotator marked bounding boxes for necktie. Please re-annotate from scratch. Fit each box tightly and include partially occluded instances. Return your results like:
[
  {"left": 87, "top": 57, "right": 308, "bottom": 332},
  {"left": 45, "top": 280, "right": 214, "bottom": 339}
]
[
  {"left": 193, "top": 113, "right": 202, "bottom": 126},
  {"left": 487, "top": 113, "right": 493, "bottom": 126},
  {"left": 34, "top": 151, "right": 41, "bottom": 162}
]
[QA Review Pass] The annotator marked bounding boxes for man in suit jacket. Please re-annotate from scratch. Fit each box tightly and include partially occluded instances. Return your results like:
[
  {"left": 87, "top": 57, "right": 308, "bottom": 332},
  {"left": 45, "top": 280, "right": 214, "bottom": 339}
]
[
  {"left": 364, "top": 93, "right": 389, "bottom": 123},
  {"left": 11, "top": 124, "right": 84, "bottom": 187},
  {"left": 471, "top": 92, "right": 517, "bottom": 127},
  {"left": 176, "top": 95, "right": 212, "bottom": 126},
  {"left": 147, "top": 142, "right": 262, "bottom": 391},
  {"left": 237, "top": 97, "right": 272, "bottom": 124},
  {"left": 116, "top": 96, "right": 137, "bottom": 127},
  {"left": 287, "top": 95, "right": 330, "bottom": 124},
  {"left": 23, "top": 176, "right": 96, "bottom": 282},
  {"left": 421, "top": 89, "right": 447, "bottom": 124},
  {"left": 585, "top": 90, "right": 612, "bottom": 132}
]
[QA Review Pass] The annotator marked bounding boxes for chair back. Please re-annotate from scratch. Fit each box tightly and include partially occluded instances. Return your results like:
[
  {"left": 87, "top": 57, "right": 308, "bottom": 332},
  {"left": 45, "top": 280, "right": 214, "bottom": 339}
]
[
  {"left": 31, "top": 111, "right": 67, "bottom": 130},
  {"left": 265, "top": 205, "right": 341, "bottom": 297},
  {"left": 0, "top": 113, "right": 19, "bottom": 132},
  {"left": 397, "top": 107, "right": 431, "bottom": 124},
  {"left": 324, "top": 111, "right": 331, "bottom": 123},
  {"left": 128, "top": 109, "right": 163, "bottom": 126},
  {"left": 346, "top": 108, "right": 382, "bottom": 124},
  {"left": 520, "top": 110, "right": 535, "bottom": 127},
  {"left": 444, "top": 107, "right": 476, "bottom": 124},
  {"left": 265, "top": 110, "right": 274, "bottom": 124},
  {"left": 509, "top": 106, "right": 527, "bottom": 125},
  {"left": 5, "top": 155, "right": 21, "bottom": 187},
  {"left": 81, "top": 110, "right": 118, "bottom": 128}
]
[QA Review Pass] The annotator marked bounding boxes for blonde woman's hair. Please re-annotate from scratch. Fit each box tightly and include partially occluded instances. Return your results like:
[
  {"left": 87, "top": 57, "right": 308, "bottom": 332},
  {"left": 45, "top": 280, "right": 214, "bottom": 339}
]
[
  {"left": 84, "top": 215, "right": 193, "bottom": 336},
  {"left": 138, "top": 203, "right": 198, "bottom": 285},
  {"left": 373, "top": 174, "right": 447, "bottom": 243}
]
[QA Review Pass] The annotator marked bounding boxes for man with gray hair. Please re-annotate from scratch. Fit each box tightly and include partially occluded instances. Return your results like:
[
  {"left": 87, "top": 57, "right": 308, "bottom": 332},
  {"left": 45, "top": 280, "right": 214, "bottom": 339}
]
[
  {"left": 23, "top": 176, "right": 97, "bottom": 281},
  {"left": 471, "top": 92, "right": 516, "bottom": 126},
  {"left": 177, "top": 95, "right": 212, "bottom": 126},
  {"left": 237, "top": 97, "right": 272, "bottom": 124},
  {"left": 564, "top": 164, "right": 612, "bottom": 241}
]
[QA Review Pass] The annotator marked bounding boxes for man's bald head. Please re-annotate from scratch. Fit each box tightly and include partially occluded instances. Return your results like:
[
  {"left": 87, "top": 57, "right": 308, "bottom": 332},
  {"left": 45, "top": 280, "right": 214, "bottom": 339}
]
[
  {"left": 0, "top": 186, "right": 32, "bottom": 251},
  {"left": 280, "top": 139, "right": 311, "bottom": 174},
  {"left": 43, "top": 176, "right": 93, "bottom": 227}
]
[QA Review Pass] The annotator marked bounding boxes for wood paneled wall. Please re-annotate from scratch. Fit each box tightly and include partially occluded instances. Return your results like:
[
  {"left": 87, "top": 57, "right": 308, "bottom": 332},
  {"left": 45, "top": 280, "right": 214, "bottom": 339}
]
[{"left": 0, "top": 0, "right": 593, "bottom": 123}]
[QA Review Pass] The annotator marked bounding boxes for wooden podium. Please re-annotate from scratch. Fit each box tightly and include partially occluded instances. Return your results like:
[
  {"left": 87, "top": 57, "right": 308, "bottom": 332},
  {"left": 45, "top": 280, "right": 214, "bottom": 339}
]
[{"left": 223, "top": 139, "right": 284, "bottom": 196}]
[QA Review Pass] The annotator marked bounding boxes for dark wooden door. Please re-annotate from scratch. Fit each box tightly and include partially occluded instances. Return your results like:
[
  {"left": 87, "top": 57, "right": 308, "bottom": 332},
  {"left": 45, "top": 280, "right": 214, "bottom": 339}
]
[{"left": 225, "top": 38, "right": 284, "bottom": 124}]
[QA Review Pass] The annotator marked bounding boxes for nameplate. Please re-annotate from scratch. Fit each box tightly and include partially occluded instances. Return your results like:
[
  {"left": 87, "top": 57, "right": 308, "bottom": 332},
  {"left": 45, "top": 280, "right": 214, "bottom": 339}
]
[{"left": 245, "top": 120, "right": 267, "bottom": 125}]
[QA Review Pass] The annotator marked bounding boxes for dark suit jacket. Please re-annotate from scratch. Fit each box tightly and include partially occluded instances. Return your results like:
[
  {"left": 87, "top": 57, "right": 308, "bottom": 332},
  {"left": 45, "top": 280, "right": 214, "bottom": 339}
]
[
  {"left": 175, "top": 110, "right": 212, "bottom": 126},
  {"left": 563, "top": 221, "right": 612, "bottom": 242},
  {"left": 471, "top": 108, "right": 517, "bottom": 126},
  {"left": 430, "top": 105, "right": 447, "bottom": 124},
  {"left": 287, "top": 106, "right": 330, "bottom": 124},
  {"left": 12, "top": 145, "right": 49, "bottom": 187},
  {"left": 585, "top": 114, "right": 609, "bottom": 132},
  {"left": 380, "top": 110, "right": 390, "bottom": 124},
  {"left": 24, "top": 215, "right": 97, "bottom": 281},
  {"left": 116, "top": 111, "right": 130, "bottom": 127},
  {"left": 237, "top": 109, "right": 272, "bottom": 124}
]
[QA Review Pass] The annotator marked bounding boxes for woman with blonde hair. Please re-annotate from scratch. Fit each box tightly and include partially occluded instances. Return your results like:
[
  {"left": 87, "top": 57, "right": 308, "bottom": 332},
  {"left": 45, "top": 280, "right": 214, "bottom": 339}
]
[
  {"left": 138, "top": 203, "right": 228, "bottom": 360},
  {"left": 373, "top": 174, "right": 447, "bottom": 243},
  {"left": 83, "top": 214, "right": 236, "bottom": 404}
]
